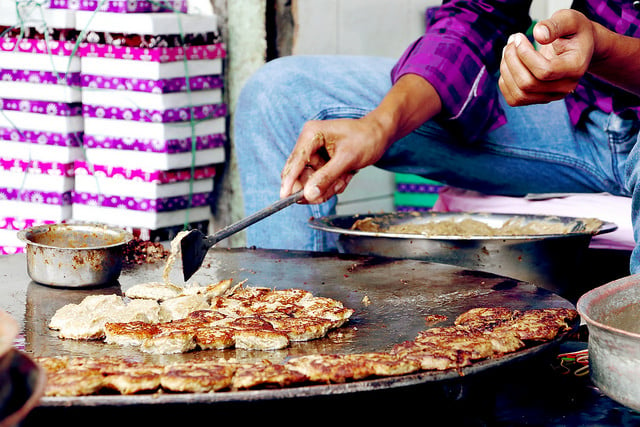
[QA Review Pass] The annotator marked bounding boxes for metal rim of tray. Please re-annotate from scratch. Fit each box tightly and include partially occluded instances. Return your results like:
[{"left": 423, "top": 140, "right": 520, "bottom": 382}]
[
  {"left": 309, "top": 212, "right": 617, "bottom": 241},
  {"left": 39, "top": 333, "right": 570, "bottom": 407}
]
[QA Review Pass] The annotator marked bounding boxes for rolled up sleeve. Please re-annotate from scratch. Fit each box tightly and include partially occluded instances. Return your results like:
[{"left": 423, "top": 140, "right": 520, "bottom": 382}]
[{"left": 391, "top": 1, "right": 532, "bottom": 141}]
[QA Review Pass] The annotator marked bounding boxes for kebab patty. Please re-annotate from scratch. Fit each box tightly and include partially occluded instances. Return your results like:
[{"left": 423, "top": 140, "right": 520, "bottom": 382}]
[{"left": 38, "top": 305, "right": 577, "bottom": 397}]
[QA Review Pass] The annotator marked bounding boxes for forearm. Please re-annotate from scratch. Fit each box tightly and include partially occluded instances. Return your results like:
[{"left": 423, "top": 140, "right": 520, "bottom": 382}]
[
  {"left": 364, "top": 73, "right": 442, "bottom": 148},
  {"left": 589, "top": 22, "right": 640, "bottom": 96}
]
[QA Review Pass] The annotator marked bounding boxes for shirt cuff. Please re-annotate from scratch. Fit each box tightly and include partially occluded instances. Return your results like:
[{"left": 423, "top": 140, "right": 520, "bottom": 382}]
[{"left": 391, "top": 35, "right": 506, "bottom": 141}]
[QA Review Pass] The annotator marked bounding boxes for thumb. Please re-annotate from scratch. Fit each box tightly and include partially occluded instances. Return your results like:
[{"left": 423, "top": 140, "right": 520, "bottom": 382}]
[
  {"left": 305, "top": 155, "right": 355, "bottom": 202},
  {"left": 533, "top": 9, "right": 581, "bottom": 45}
]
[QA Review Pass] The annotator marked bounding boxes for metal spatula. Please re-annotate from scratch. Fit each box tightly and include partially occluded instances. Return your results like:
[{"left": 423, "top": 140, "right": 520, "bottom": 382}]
[{"left": 180, "top": 190, "right": 304, "bottom": 281}]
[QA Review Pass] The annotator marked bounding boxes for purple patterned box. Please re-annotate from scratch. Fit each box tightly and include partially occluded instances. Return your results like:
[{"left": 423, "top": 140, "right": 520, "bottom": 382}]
[
  {"left": 49, "top": 0, "right": 187, "bottom": 13},
  {"left": 82, "top": 132, "right": 225, "bottom": 154},
  {"left": 0, "top": 69, "right": 80, "bottom": 87},
  {"left": 82, "top": 86, "right": 224, "bottom": 115},
  {"left": 80, "top": 57, "right": 222, "bottom": 88},
  {"left": 77, "top": 42, "right": 226, "bottom": 62},
  {"left": 1, "top": 157, "right": 74, "bottom": 194},
  {"left": 0, "top": 26, "right": 78, "bottom": 42},
  {"left": 82, "top": 102, "right": 226, "bottom": 123},
  {"left": 0, "top": 128, "right": 83, "bottom": 147},
  {"left": 396, "top": 183, "right": 444, "bottom": 194},
  {"left": 74, "top": 161, "right": 216, "bottom": 184},
  {"left": 72, "top": 190, "right": 211, "bottom": 212},
  {"left": 0, "top": 246, "right": 25, "bottom": 255},
  {"left": 0, "top": 37, "right": 77, "bottom": 56},
  {"left": 75, "top": 174, "right": 214, "bottom": 200},
  {"left": 2, "top": 99, "right": 82, "bottom": 117},
  {"left": 81, "top": 30, "right": 220, "bottom": 48},
  {"left": 83, "top": 114, "right": 225, "bottom": 152},
  {"left": 0, "top": 110, "right": 84, "bottom": 146},
  {"left": 0, "top": 188, "right": 72, "bottom": 205},
  {"left": 0, "top": 158, "right": 74, "bottom": 177},
  {"left": 0, "top": 217, "right": 57, "bottom": 231},
  {"left": 81, "top": 74, "right": 223, "bottom": 94},
  {"left": 0, "top": 216, "right": 56, "bottom": 254}
]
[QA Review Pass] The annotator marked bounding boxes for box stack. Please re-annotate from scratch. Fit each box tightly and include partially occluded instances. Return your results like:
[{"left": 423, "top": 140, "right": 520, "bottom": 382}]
[
  {"left": 0, "top": 4, "right": 82, "bottom": 254},
  {"left": 394, "top": 173, "right": 443, "bottom": 212},
  {"left": 70, "top": 8, "right": 226, "bottom": 241},
  {"left": 48, "top": 0, "right": 187, "bottom": 13}
]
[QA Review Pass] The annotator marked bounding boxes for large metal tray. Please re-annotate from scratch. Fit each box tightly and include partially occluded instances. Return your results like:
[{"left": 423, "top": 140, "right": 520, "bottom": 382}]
[
  {"left": 0, "top": 248, "right": 577, "bottom": 407},
  {"left": 309, "top": 212, "right": 617, "bottom": 295}
]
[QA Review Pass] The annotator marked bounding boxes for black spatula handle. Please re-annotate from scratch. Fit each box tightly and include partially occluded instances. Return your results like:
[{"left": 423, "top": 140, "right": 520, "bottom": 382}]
[{"left": 206, "top": 190, "right": 305, "bottom": 247}]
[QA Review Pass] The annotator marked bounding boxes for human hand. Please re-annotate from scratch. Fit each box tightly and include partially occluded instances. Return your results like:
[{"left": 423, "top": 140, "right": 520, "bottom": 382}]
[
  {"left": 280, "top": 116, "right": 389, "bottom": 204},
  {"left": 498, "top": 9, "right": 595, "bottom": 106}
]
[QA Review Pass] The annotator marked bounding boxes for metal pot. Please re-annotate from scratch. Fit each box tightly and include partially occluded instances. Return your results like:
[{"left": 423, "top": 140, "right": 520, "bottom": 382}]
[
  {"left": 577, "top": 274, "right": 640, "bottom": 412},
  {"left": 17, "top": 223, "right": 133, "bottom": 288}
]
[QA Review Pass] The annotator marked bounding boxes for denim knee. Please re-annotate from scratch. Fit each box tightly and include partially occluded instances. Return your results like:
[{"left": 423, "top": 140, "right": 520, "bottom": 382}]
[{"left": 237, "top": 57, "right": 306, "bottom": 106}]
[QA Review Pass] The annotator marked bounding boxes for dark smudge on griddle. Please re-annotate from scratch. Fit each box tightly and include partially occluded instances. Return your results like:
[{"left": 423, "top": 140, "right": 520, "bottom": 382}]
[
  {"left": 460, "top": 270, "right": 498, "bottom": 279},
  {"left": 492, "top": 280, "right": 519, "bottom": 291}
]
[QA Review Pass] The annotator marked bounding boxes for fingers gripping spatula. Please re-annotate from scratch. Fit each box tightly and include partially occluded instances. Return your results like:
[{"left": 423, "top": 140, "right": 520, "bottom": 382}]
[{"left": 180, "top": 190, "right": 304, "bottom": 281}]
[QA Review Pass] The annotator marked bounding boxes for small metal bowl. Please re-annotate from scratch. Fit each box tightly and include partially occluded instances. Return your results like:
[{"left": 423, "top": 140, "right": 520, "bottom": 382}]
[{"left": 17, "top": 223, "right": 133, "bottom": 288}]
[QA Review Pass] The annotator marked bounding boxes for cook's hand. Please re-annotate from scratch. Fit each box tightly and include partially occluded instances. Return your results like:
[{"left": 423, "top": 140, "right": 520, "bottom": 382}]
[
  {"left": 499, "top": 9, "right": 595, "bottom": 106},
  {"left": 280, "top": 74, "right": 442, "bottom": 204},
  {"left": 280, "top": 116, "right": 389, "bottom": 204}
]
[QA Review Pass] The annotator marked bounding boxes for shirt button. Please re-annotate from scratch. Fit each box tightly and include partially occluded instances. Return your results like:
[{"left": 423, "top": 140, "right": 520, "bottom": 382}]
[{"left": 634, "top": 1, "right": 640, "bottom": 11}]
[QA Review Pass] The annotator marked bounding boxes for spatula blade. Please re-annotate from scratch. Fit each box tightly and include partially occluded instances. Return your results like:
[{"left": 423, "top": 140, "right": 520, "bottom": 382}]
[
  {"left": 180, "top": 229, "right": 210, "bottom": 282},
  {"left": 179, "top": 190, "right": 305, "bottom": 281}
]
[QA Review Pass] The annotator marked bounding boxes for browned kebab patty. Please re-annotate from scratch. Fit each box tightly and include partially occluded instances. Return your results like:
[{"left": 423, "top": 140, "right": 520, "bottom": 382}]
[{"left": 37, "top": 306, "right": 577, "bottom": 396}]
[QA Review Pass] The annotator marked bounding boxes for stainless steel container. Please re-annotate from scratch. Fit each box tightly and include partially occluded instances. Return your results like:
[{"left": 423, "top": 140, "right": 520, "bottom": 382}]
[
  {"left": 309, "top": 212, "right": 616, "bottom": 296},
  {"left": 577, "top": 274, "right": 640, "bottom": 412},
  {"left": 17, "top": 223, "right": 133, "bottom": 288}
]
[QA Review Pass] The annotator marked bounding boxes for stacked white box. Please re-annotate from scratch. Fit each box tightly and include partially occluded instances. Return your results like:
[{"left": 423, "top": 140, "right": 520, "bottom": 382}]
[
  {"left": 73, "top": 11, "right": 226, "bottom": 237},
  {"left": 0, "top": 4, "right": 81, "bottom": 253},
  {"left": 49, "top": 0, "right": 187, "bottom": 13}
]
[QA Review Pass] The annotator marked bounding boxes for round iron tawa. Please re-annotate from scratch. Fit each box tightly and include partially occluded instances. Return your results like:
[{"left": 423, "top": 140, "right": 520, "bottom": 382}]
[{"left": 0, "top": 248, "right": 576, "bottom": 407}]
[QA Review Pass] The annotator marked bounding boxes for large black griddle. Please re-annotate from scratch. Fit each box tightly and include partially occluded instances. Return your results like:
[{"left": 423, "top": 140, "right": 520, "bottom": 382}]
[{"left": 0, "top": 248, "right": 577, "bottom": 407}]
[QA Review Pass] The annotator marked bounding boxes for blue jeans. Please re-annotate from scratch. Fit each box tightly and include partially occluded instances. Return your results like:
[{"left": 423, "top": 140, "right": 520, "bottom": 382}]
[{"left": 234, "top": 55, "right": 640, "bottom": 273}]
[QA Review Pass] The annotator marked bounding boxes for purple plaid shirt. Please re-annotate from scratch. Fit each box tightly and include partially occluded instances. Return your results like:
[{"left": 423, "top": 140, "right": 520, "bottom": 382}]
[{"left": 391, "top": 0, "right": 640, "bottom": 141}]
